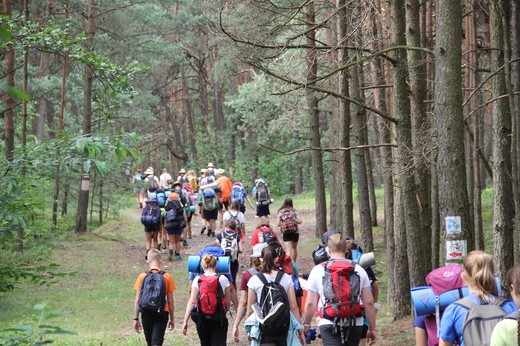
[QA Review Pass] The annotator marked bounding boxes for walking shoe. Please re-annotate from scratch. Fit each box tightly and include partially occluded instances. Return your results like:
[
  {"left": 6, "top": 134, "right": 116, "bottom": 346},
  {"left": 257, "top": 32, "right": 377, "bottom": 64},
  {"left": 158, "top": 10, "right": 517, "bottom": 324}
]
[
  {"left": 258, "top": 302, "right": 285, "bottom": 326},
  {"left": 175, "top": 254, "right": 182, "bottom": 260},
  {"left": 161, "top": 247, "right": 168, "bottom": 254},
  {"left": 207, "top": 228, "right": 213, "bottom": 237},
  {"left": 201, "top": 226, "right": 206, "bottom": 235},
  {"left": 252, "top": 303, "right": 264, "bottom": 320},
  {"left": 188, "top": 235, "right": 192, "bottom": 239},
  {"left": 168, "top": 251, "right": 173, "bottom": 262},
  {"left": 183, "top": 240, "right": 188, "bottom": 247}
]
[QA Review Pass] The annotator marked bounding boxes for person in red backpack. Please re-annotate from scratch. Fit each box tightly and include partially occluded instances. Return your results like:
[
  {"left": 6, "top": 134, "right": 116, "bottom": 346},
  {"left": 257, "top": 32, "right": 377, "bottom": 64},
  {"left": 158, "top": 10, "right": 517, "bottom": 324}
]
[
  {"left": 182, "top": 254, "right": 232, "bottom": 346},
  {"left": 277, "top": 197, "right": 302, "bottom": 261},
  {"left": 302, "top": 234, "right": 377, "bottom": 346},
  {"left": 250, "top": 217, "right": 280, "bottom": 250}
]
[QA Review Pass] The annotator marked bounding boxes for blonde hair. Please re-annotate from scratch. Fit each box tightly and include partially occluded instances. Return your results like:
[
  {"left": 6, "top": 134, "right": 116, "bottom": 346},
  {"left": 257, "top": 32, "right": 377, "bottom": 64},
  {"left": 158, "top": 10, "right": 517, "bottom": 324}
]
[
  {"left": 201, "top": 254, "right": 217, "bottom": 269},
  {"left": 328, "top": 233, "right": 347, "bottom": 253},
  {"left": 463, "top": 250, "right": 498, "bottom": 298},
  {"left": 252, "top": 257, "right": 262, "bottom": 269},
  {"left": 147, "top": 249, "right": 161, "bottom": 263},
  {"left": 255, "top": 216, "right": 270, "bottom": 229}
]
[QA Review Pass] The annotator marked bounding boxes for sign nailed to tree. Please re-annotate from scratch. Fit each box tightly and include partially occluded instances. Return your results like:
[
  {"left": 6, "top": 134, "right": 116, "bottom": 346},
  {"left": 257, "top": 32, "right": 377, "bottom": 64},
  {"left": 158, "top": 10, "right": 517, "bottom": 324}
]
[
  {"left": 445, "top": 216, "right": 461, "bottom": 234},
  {"left": 446, "top": 240, "right": 466, "bottom": 260}
]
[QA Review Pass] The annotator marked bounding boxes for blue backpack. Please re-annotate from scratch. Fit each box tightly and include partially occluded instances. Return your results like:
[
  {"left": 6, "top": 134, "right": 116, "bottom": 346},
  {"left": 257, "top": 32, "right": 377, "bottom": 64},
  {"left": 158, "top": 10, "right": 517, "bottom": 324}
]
[
  {"left": 202, "top": 188, "right": 218, "bottom": 211},
  {"left": 231, "top": 186, "right": 245, "bottom": 204},
  {"left": 141, "top": 200, "right": 161, "bottom": 231},
  {"left": 155, "top": 188, "right": 168, "bottom": 208}
]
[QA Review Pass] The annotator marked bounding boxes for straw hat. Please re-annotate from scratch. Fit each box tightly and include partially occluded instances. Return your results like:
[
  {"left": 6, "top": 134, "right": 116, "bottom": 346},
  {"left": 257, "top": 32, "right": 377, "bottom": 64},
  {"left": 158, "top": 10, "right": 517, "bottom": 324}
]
[
  {"left": 179, "top": 168, "right": 186, "bottom": 174},
  {"left": 217, "top": 168, "right": 225, "bottom": 175},
  {"left": 207, "top": 162, "right": 214, "bottom": 168},
  {"left": 144, "top": 168, "right": 154, "bottom": 175}
]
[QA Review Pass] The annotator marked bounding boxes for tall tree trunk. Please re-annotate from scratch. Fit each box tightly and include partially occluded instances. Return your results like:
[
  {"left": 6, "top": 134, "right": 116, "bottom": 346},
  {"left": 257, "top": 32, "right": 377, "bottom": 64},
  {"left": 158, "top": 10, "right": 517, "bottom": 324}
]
[
  {"left": 351, "top": 63, "right": 373, "bottom": 252},
  {"left": 3, "top": 0, "right": 15, "bottom": 161},
  {"left": 180, "top": 65, "right": 197, "bottom": 157},
  {"left": 407, "top": 0, "right": 432, "bottom": 267},
  {"left": 306, "top": 0, "right": 327, "bottom": 237},
  {"left": 367, "top": 0, "right": 395, "bottom": 302},
  {"left": 75, "top": 0, "right": 95, "bottom": 234},
  {"left": 512, "top": 0, "right": 520, "bottom": 263},
  {"left": 490, "top": 0, "right": 514, "bottom": 281},
  {"left": 392, "top": 0, "right": 427, "bottom": 290},
  {"left": 337, "top": 0, "right": 354, "bottom": 237},
  {"left": 436, "top": 0, "right": 473, "bottom": 256}
]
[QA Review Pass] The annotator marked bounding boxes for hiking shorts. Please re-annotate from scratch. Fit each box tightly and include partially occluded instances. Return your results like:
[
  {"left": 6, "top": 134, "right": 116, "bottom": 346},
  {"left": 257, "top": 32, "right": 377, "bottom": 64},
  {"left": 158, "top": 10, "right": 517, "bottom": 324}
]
[
  {"left": 186, "top": 212, "right": 193, "bottom": 222},
  {"left": 167, "top": 228, "right": 183, "bottom": 236},
  {"left": 239, "top": 204, "right": 246, "bottom": 213},
  {"left": 319, "top": 324, "right": 362, "bottom": 346},
  {"left": 141, "top": 311, "right": 169, "bottom": 346},
  {"left": 282, "top": 231, "right": 299, "bottom": 243},
  {"left": 144, "top": 226, "right": 159, "bottom": 233},
  {"left": 256, "top": 205, "right": 270, "bottom": 217},
  {"left": 203, "top": 209, "right": 219, "bottom": 221}
]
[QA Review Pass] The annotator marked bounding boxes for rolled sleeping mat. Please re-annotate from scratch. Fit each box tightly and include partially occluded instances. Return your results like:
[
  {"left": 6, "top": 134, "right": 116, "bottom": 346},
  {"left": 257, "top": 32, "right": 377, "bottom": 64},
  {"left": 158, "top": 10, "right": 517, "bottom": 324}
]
[
  {"left": 201, "top": 182, "right": 221, "bottom": 191},
  {"left": 187, "top": 255, "right": 230, "bottom": 274},
  {"left": 411, "top": 275, "right": 502, "bottom": 316},
  {"left": 189, "top": 205, "right": 195, "bottom": 212},
  {"left": 358, "top": 252, "right": 376, "bottom": 269}
]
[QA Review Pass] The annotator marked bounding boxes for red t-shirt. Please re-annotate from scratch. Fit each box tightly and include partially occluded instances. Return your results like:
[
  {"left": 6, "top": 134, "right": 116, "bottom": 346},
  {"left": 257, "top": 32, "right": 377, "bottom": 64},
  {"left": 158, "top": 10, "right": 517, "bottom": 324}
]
[{"left": 250, "top": 226, "right": 280, "bottom": 247}]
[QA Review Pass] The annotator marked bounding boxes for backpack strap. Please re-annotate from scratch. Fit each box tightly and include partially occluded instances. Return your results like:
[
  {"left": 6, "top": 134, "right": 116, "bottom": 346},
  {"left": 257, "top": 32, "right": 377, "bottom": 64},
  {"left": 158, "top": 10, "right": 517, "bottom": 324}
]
[
  {"left": 454, "top": 297, "right": 478, "bottom": 310},
  {"left": 247, "top": 268, "right": 259, "bottom": 276},
  {"left": 274, "top": 270, "right": 285, "bottom": 285},
  {"left": 507, "top": 310, "right": 520, "bottom": 320},
  {"left": 257, "top": 272, "right": 269, "bottom": 286}
]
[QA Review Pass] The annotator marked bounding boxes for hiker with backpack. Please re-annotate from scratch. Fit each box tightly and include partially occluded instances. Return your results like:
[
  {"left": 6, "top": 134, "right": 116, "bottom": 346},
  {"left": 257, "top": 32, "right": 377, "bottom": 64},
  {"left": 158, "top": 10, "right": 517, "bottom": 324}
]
[
  {"left": 277, "top": 197, "right": 303, "bottom": 261},
  {"left": 231, "top": 182, "right": 255, "bottom": 213},
  {"left": 216, "top": 168, "right": 233, "bottom": 230},
  {"left": 132, "top": 168, "right": 146, "bottom": 209},
  {"left": 215, "top": 219, "right": 243, "bottom": 289},
  {"left": 164, "top": 192, "right": 187, "bottom": 261},
  {"left": 246, "top": 244, "right": 305, "bottom": 345},
  {"left": 253, "top": 178, "right": 272, "bottom": 217},
  {"left": 224, "top": 201, "right": 246, "bottom": 242},
  {"left": 439, "top": 250, "right": 517, "bottom": 346},
  {"left": 133, "top": 249, "right": 176, "bottom": 346},
  {"left": 159, "top": 168, "right": 172, "bottom": 189},
  {"left": 302, "top": 233, "right": 377, "bottom": 346},
  {"left": 491, "top": 264, "right": 520, "bottom": 346},
  {"left": 171, "top": 181, "right": 192, "bottom": 247},
  {"left": 199, "top": 186, "right": 219, "bottom": 237},
  {"left": 232, "top": 242, "right": 268, "bottom": 343},
  {"left": 182, "top": 254, "right": 232, "bottom": 346},
  {"left": 141, "top": 195, "right": 162, "bottom": 260},
  {"left": 250, "top": 217, "right": 281, "bottom": 250}
]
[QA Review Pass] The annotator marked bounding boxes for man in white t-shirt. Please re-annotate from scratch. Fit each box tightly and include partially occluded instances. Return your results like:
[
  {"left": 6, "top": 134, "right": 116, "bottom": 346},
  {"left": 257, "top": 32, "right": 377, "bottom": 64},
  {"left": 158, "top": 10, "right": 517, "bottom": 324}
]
[
  {"left": 159, "top": 168, "right": 172, "bottom": 188},
  {"left": 302, "top": 234, "right": 377, "bottom": 346}
]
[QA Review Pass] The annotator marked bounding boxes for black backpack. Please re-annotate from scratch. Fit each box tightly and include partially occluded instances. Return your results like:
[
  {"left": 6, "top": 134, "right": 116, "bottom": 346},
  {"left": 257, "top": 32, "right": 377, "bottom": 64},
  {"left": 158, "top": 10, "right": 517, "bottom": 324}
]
[
  {"left": 312, "top": 244, "right": 329, "bottom": 265},
  {"left": 165, "top": 200, "right": 185, "bottom": 230},
  {"left": 138, "top": 270, "right": 166, "bottom": 315},
  {"left": 257, "top": 271, "right": 291, "bottom": 337},
  {"left": 255, "top": 181, "right": 270, "bottom": 202},
  {"left": 141, "top": 200, "right": 161, "bottom": 231}
]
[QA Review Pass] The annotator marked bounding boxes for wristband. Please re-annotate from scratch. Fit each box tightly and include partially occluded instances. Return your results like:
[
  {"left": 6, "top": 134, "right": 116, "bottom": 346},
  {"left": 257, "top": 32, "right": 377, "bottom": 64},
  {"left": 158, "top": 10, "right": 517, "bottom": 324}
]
[
  {"left": 303, "top": 322, "right": 311, "bottom": 327},
  {"left": 133, "top": 318, "right": 139, "bottom": 321}
]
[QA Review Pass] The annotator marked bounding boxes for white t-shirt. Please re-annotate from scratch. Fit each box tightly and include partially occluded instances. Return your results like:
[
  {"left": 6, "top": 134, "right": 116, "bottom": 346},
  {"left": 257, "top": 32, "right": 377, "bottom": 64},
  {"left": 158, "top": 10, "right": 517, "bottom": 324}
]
[
  {"left": 160, "top": 172, "right": 172, "bottom": 188},
  {"left": 247, "top": 272, "right": 294, "bottom": 304},
  {"left": 306, "top": 259, "right": 371, "bottom": 326},
  {"left": 223, "top": 210, "right": 245, "bottom": 225},
  {"left": 191, "top": 273, "right": 230, "bottom": 291}
]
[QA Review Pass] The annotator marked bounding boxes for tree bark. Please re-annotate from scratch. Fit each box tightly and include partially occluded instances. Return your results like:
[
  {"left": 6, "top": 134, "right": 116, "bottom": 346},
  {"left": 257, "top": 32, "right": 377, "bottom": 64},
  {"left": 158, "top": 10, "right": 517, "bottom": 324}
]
[
  {"left": 306, "top": 1, "right": 327, "bottom": 237},
  {"left": 436, "top": 0, "right": 473, "bottom": 256},
  {"left": 490, "top": 0, "right": 514, "bottom": 282},
  {"left": 512, "top": 0, "right": 520, "bottom": 263},
  {"left": 75, "top": 0, "right": 95, "bottom": 234},
  {"left": 3, "top": 0, "right": 15, "bottom": 161}
]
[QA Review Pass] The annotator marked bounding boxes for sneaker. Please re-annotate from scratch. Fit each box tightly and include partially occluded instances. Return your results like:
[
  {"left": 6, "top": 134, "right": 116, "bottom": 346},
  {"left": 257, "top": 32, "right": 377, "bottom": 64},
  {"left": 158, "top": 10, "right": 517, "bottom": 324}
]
[
  {"left": 175, "top": 254, "right": 182, "bottom": 260},
  {"left": 183, "top": 240, "right": 188, "bottom": 247},
  {"left": 207, "top": 229, "right": 213, "bottom": 237},
  {"left": 168, "top": 252, "right": 173, "bottom": 261},
  {"left": 258, "top": 302, "right": 285, "bottom": 326},
  {"left": 188, "top": 235, "right": 192, "bottom": 240},
  {"left": 161, "top": 247, "right": 168, "bottom": 254},
  {"left": 200, "top": 226, "right": 206, "bottom": 235},
  {"left": 252, "top": 303, "right": 264, "bottom": 320}
]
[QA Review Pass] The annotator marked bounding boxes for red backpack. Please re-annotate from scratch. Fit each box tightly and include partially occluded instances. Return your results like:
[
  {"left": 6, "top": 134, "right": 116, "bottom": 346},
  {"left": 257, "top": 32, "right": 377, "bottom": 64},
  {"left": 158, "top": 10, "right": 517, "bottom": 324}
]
[
  {"left": 196, "top": 275, "right": 226, "bottom": 323},
  {"left": 319, "top": 259, "right": 362, "bottom": 321}
]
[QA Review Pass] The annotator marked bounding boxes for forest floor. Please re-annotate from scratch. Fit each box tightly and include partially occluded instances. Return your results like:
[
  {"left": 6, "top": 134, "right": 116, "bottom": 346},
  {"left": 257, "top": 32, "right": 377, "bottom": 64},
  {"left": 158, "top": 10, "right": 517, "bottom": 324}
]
[{"left": 0, "top": 202, "right": 416, "bottom": 345}]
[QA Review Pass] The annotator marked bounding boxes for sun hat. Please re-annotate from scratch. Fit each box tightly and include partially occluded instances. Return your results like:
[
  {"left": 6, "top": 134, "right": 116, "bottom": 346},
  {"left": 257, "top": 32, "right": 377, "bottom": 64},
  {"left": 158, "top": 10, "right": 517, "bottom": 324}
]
[
  {"left": 251, "top": 243, "right": 269, "bottom": 258},
  {"left": 144, "top": 168, "right": 154, "bottom": 175},
  {"left": 208, "top": 162, "right": 214, "bottom": 168},
  {"left": 217, "top": 168, "right": 225, "bottom": 175},
  {"left": 179, "top": 168, "right": 186, "bottom": 174},
  {"left": 200, "top": 168, "right": 207, "bottom": 173}
]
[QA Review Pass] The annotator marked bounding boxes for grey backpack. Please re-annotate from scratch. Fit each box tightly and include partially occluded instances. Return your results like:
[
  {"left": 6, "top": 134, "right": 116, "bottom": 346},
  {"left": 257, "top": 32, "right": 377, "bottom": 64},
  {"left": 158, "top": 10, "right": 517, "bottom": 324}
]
[{"left": 455, "top": 296, "right": 508, "bottom": 346}]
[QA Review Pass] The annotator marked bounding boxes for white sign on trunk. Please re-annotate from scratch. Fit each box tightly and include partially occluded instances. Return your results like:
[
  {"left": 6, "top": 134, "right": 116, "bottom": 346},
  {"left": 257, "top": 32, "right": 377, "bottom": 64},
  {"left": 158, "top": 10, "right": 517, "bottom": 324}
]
[
  {"left": 446, "top": 216, "right": 462, "bottom": 234},
  {"left": 446, "top": 240, "right": 466, "bottom": 260}
]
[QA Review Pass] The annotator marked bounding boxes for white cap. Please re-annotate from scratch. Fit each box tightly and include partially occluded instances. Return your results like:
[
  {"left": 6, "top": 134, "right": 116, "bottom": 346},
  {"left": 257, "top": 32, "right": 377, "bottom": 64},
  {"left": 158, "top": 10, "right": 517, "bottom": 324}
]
[{"left": 251, "top": 243, "right": 269, "bottom": 258}]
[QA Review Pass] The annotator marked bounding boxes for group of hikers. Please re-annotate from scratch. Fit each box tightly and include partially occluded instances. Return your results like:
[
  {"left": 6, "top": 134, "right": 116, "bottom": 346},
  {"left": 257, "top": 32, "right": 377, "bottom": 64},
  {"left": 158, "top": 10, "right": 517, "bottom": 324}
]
[{"left": 131, "top": 164, "right": 520, "bottom": 346}]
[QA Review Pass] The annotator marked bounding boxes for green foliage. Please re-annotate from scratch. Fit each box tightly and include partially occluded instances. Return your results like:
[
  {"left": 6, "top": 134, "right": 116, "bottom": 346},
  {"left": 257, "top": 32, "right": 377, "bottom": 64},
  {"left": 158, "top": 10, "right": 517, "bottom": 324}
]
[{"left": 0, "top": 303, "right": 75, "bottom": 345}]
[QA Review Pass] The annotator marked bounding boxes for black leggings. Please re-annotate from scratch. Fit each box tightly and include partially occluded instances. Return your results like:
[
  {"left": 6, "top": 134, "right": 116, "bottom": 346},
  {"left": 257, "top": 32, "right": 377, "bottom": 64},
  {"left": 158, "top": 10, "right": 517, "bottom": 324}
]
[
  {"left": 141, "top": 312, "right": 169, "bottom": 346},
  {"left": 196, "top": 318, "right": 228, "bottom": 346}
]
